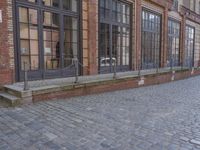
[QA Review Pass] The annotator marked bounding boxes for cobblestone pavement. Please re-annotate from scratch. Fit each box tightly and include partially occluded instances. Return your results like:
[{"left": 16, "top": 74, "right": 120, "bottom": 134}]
[{"left": 1, "top": 76, "right": 200, "bottom": 150}]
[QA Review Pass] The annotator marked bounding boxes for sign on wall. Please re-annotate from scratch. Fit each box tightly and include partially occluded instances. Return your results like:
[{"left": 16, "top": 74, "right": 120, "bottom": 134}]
[{"left": 0, "top": 10, "right": 2, "bottom": 23}]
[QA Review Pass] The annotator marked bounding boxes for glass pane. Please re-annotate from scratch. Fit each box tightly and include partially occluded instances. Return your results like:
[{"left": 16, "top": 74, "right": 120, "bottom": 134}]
[
  {"left": 43, "top": 12, "right": 51, "bottom": 26},
  {"left": 141, "top": 10, "right": 161, "bottom": 69},
  {"left": 19, "top": 7, "right": 28, "bottom": 23},
  {"left": 43, "top": 29, "right": 52, "bottom": 41},
  {"left": 185, "top": 26, "right": 195, "bottom": 67},
  {"left": 52, "top": 14, "right": 59, "bottom": 27},
  {"left": 20, "top": 23, "right": 29, "bottom": 39},
  {"left": 44, "top": 55, "right": 59, "bottom": 69},
  {"left": 64, "top": 16, "right": 78, "bottom": 67},
  {"left": 99, "top": 23, "right": 110, "bottom": 67},
  {"left": 30, "top": 40, "right": 39, "bottom": 55},
  {"left": 52, "top": 31, "right": 59, "bottom": 42},
  {"left": 43, "top": 11, "right": 60, "bottom": 70},
  {"left": 63, "top": 0, "right": 78, "bottom": 12},
  {"left": 52, "top": 42, "right": 58, "bottom": 56},
  {"left": 44, "top": 41, "right": 52, "bottom": 55},
  {"left": 30, "top": 26, "right": 38, "bottom": 40},
  {"left": 20, "top": 40, "right": 30, "bottom": 55},
  {"left": 28, "top": 0, "right": 36, "bottom": 2},
  {"left": 21, "top": 56, "right": 30, "bottom": 70},
  {"left": 19, "top": 7, "right": 39, "bottom": 71},
  {"left": 31, "top": 56, "right": 39, "bottom": 70},
  {"left": 64, "top": 42, "right": 73, "bottom": 66},
  {"left": 29, "top": 9, "right": 37, "bottom": 24},
  {"left": 43, "top": 0, "right": 59, "bottom": 7}
]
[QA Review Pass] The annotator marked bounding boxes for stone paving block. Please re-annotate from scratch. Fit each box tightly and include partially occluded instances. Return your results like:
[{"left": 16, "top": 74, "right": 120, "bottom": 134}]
[{"left": 1, "top": 76, "right": 200, "bottom": 149}]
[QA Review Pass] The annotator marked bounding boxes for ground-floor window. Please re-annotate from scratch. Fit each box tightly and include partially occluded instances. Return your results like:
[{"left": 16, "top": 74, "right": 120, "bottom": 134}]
[
  {"left": 99, "top": 0, "right": 131, "bottom": 73},
  {"left": 184, "top": 25, "right": 195, "bottom": 68},
  {"left": 16, "top": 0, "right": 79, "bottom": 80},
  {"left": 167, "top": 19, "right": 180, "bottom": 67},
  {"left": 141, "top": 9, "right": 161, "bottom": 69}
]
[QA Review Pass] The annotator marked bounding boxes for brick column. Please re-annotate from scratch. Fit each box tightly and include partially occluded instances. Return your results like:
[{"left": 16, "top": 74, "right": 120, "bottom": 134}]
[
  {"left": 180, "top": 16, "right": 186, "bottom": 66},
  {"left": 135, "top": 0, "right": 142, "bottom": 70},
  {"left": 87, "top": 0, "right": 98, "bottom": 75},
  {"left": 0, "top": 0, "right": 15, "bottom": 86},
  {"left": 162, "top": 7, "right": 168, "bottom": 67}
]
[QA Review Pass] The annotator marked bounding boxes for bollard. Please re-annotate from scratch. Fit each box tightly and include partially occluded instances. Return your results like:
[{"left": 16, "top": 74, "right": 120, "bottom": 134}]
[
  {"left": 74, "top": 57, "right": 79, "bottom": 83},
  {"left": 23, "top": 62, "right": 29, "bottom": 91},
  {"left": 113, "top": 59, "right": 117, "bottom": 79}
]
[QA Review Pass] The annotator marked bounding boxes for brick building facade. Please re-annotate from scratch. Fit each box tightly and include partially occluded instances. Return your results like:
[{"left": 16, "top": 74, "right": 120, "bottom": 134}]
[{"left": 0, "top": 0, "right": 200, "bottom": 86}]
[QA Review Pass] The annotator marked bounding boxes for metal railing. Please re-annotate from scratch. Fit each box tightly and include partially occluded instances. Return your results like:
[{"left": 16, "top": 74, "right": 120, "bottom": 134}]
[
  {"left": 22, "top": 56, "right": 200, "bottom": 91},
  {"left": 23, "top": 62, "right": 29, "bottom": 91}
]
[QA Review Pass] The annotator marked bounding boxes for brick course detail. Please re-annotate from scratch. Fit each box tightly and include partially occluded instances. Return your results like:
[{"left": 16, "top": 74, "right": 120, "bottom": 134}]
[{"left": 0, "top": 0, "right": 14, "bottom": 86}]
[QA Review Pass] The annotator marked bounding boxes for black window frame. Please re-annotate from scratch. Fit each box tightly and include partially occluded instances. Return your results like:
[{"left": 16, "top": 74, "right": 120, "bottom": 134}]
[
  {"left": 167, "top": 18, "right": 181, "bottom": 68},
  {"left": 98, "top": 0, "right": 132, "bottom": 73},
  {"left": 184, "top": 25, "right": 195, "bottom": 68},
  {"left": 141, "top": 8, "right": 162, "bottom": 70},
  {"left": 14, "top": 0, "right": 82, "bottom": 81}
]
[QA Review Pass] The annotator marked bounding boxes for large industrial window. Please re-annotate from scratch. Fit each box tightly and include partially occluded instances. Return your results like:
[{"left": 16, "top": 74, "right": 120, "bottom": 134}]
[
  {"left": 167, "top": 19, "right": 180, "bottom": 67},
  {"left": 19, "top": 7, "right": 39, "bottom": 71},
  {"left": 184, "top": 25, "right": 195, "bottom": 68},
  {"left": 99, "top": 0, "right": 131, "bottom": 73},
  {"left": 141, "top": 9, "right": 161, "bottom": 69},
  {"left": 16, "top": 0, "right": 80, "bottom": 80}
]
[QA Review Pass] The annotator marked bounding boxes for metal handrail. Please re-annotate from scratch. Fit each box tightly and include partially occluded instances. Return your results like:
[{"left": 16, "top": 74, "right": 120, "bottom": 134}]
[{"left": 23, "top": 62, "right": 29, "bottom": 91}]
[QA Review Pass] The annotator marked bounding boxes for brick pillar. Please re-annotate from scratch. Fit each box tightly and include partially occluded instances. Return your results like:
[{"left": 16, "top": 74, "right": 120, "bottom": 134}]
[
  {"left": 162, "top": 7, "right": 168, "bottom": 67},
  {"left": 180, "top": 16, "right": 186, "bottom": 66},
  {"left": 87, "top": 0, "right": 98, "bottom": 75},
  {"left": 0, "top": 0, "right": 15, "bottom": 86},
  {"left": 135, "top": 0, "right": 142, "bottom": 70}
]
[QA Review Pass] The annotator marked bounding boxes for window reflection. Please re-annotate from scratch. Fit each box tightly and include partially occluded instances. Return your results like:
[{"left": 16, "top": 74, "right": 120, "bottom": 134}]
[
  {"left": 17, "top": 0, "right": 79, "bottom": 74},
  {"left": 63, "top": 16, "right": 78, "bottom": 67},
  {"left": 43, "top": 12, "right": 60, "bottom": 70},
  {"left": 167, "top": 19, "right": 180, "bottom": 67},
  {"left": 43, "top": 0, "right": 59, "bottom": 7},
  {"left": 63, "top": 0, "right": 77, "bottom": 12},
  {"left": 19, "top": 7, "right": 39, "bottom": 70},
  {"left": 99, "top": 0, "right": 131, "bottom": 72},
  {"left": 141, "top": 10, "right": 161, "bottom": 69},
  {"left": 184, "top": 26, "right": 195, "bottom": 68}
]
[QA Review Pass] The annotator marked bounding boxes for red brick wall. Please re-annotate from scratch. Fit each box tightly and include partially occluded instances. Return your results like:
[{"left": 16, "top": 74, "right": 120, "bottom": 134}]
[
  {"left": 0, "top": 0, "right": 14, "bottom": 86},
  {"left": 32, "top": 69, "right": 200, "bottom": 102}
]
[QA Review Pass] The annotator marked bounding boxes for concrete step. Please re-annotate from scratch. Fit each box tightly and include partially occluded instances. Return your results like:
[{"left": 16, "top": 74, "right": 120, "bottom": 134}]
[
  {"left": 0, "top": 92, "right": 20, "bottom": 107},
  {"left": 3, "top": 85, "right": 22, "bottom": 97}
]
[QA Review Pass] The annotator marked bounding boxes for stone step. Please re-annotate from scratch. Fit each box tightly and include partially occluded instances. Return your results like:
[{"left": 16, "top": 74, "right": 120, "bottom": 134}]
[
  {"left": 3, "top": 85, "right": 22, "bottom": 97},
  {"left": 0, "top": 92, "right": 20, "bottom": 107}
]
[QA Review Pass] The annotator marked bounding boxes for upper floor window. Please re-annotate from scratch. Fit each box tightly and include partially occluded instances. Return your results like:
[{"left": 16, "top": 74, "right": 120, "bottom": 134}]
[
  {"left": 43, "top": 0, "right": 59, "bottom": 7},
  {"left": 172, "top": 0, "right": 178, "bottom": 11},
  {"left": 100, "top": 0, "right": 130, "bottom": 25},
  {"left": 17, "top": 0, "right": 78, "bottom": 12}
]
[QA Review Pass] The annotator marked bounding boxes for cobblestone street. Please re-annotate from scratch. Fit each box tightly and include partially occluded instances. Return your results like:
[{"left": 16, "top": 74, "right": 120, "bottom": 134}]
[{"left": 1, "top": 76, "right": 200, "bottom": 150}]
